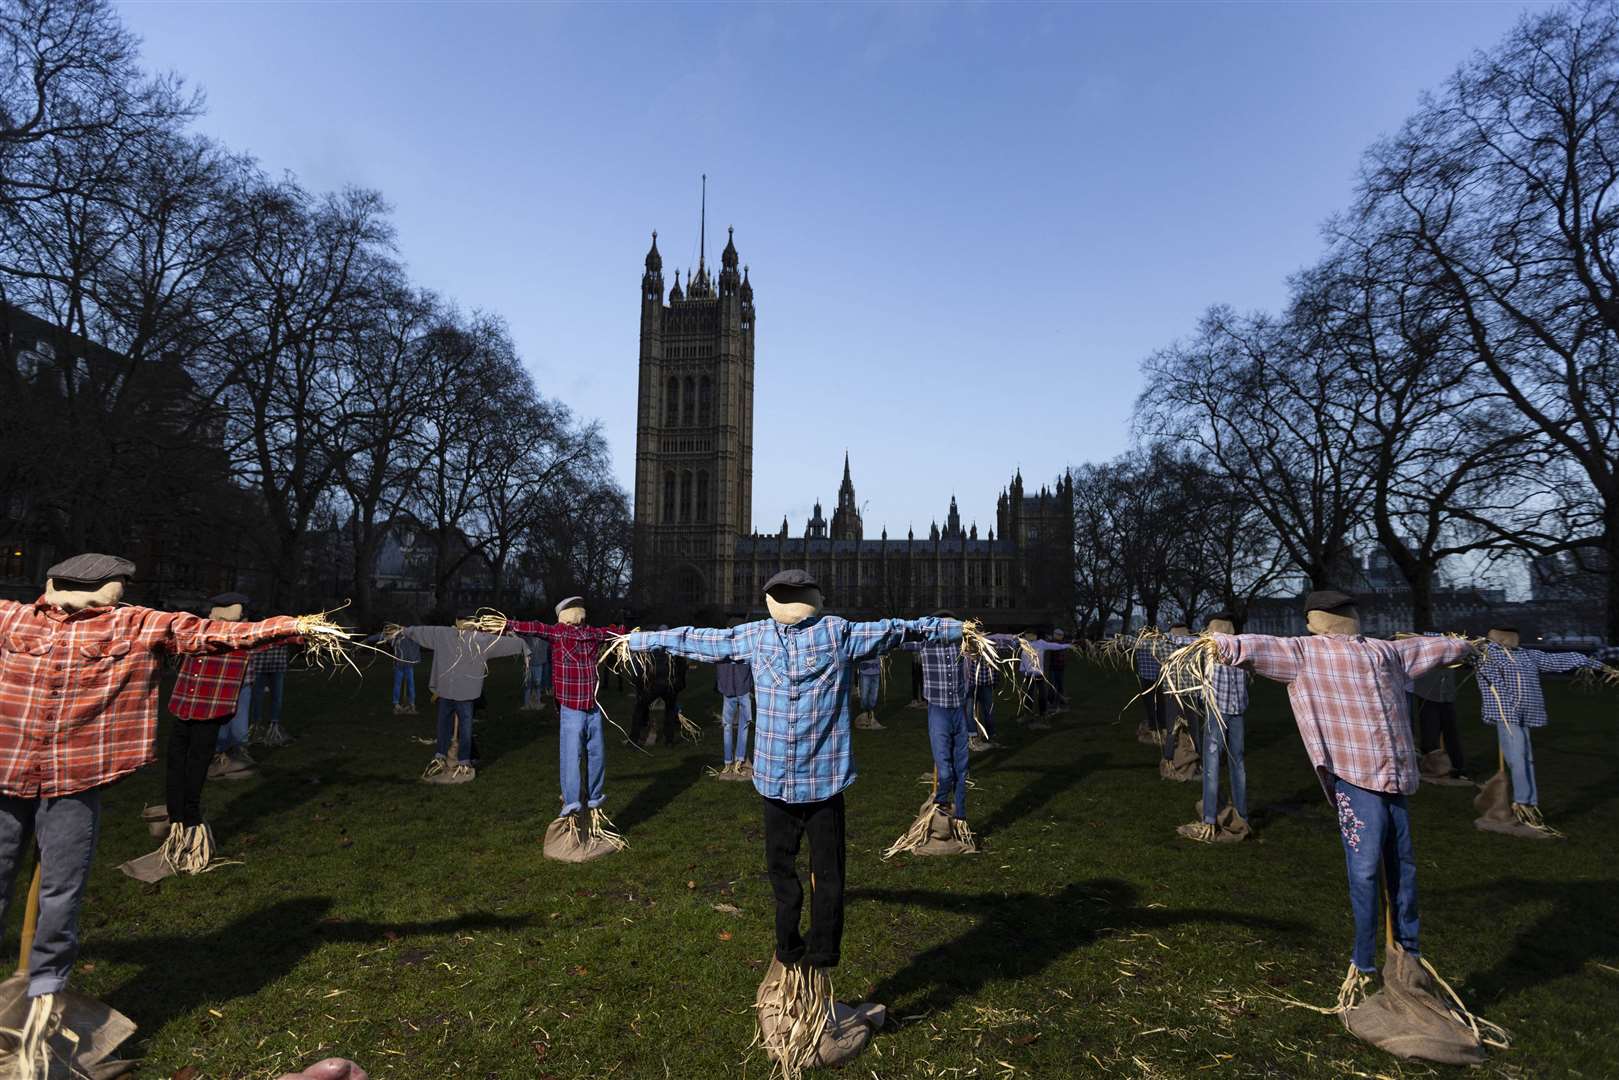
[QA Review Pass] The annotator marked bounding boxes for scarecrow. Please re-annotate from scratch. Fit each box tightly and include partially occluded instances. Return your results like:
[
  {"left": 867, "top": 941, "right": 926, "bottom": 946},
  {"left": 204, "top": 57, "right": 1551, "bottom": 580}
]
[
  {"left": 1170, "top": 613, "right": 1250, "bottom": 842},
  {"left": 122, "top": 592, "right": 278, "bottom": 881},
  {"left": 852, "top": 656, "right": 884, "bottom": 730},
  {"left": 1131, "top": 630, "right": 1169, "bottom": 745},
  {"left": 888, "top": 615, "right": 979, "bottom": 857},
  {"left": 398, "top": 618, "right": 528, "bottom": 785},
  {"left": 1014, "top": 632, "right": 1071, "bottom": 729},
  {"left": 1471, "top": 624, "right": 1615, "bottom": 839},
  {"left": 1411, "top": 632, "right": 1469, "bottom": 786},
  {"left": 249, "top": 640, "right": 294, "bottom": 746},
  {"left": 620, "top": 570, "right": 965, "bottom": 1078},
  {"left": 501, "top": 598, "right": 628, "bottom": 861},
  {"left": 1180, "top": 590, "right": 1506, "bottom": 1064},
  {"left": 1157, "top": 623, "right": 1202, "bottom": 782},
  {"left": 0, "top": 554, "right": 344, "bottom": 1076},
  {"left": 713, "top": 656, "right": 754, "bottom": 780}
]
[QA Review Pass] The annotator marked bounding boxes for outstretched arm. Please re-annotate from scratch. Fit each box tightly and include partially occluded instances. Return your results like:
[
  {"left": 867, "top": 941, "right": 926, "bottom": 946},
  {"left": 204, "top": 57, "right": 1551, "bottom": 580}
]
[
  {"left": 629, "top": 624, "right": 753, "bottom": 663},
  {"left": 1209, "top": 632, "right": 1304, "bottom": 684},
  {"left": 147, "top": 610, "right": 303, "bottom": 656},
  {"left": 1393, "top": 635, "right": 1472, "bottom": 679},
  {"left": 1527, "top": 649, "right": 1606, "bottom": 675},
  {"left": 845, "top": 617, "right": 960, "bottom": 662}
]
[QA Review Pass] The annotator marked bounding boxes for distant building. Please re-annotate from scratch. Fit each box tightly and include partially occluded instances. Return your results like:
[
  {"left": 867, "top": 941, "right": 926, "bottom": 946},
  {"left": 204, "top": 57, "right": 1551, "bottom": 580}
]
[{"left": 628, "top": 228, "right": 1074, "bottom": 625}]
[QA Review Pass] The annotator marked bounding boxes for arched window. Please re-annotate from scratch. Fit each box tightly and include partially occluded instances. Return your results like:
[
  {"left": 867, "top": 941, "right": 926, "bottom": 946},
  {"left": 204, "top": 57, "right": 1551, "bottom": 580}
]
[
  {"left": 663, "top": 471, "right": 676, "bottom": 522},
  {"left": 683, "top": 378, "right": 696, "bottom": 428},
  {"left": 665, "top": 376, "right": 679, "bottom": 427},
  {"left": 696, "top": 471, "right": 710, "bottom": 523},
  {"left": 680, "top": 470, "right": 693, "bottom": 523},
  {"left": 698, "top": 376, "right": 713, "bottom": 426}
]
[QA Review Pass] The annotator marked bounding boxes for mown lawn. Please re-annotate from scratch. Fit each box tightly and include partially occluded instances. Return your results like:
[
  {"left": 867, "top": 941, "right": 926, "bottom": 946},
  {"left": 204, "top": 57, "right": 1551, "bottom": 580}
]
[{"left": 38, "top": 658, "right": 1619, "bottom": 1078}]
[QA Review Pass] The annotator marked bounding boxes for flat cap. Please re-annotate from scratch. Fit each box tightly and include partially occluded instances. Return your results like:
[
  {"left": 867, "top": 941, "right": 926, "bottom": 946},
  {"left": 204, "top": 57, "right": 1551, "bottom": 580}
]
[
  {"left": 555, "top": 596, "right": 585, "bottom": 618},
  {"left": 931, "top": 609, "right": 956, "bottom": 620},
  {"left": 46, "top": 553, "right": 135, "bottom": 583},
  {"left": 207, "top": 592, "right": 251, "bottom": 608},
  {"left": 1304, "top": 590, "right": 1357, "bottom": 614},
  {"left": 763, "top": 569, "right": 818, "bottom": 593}
]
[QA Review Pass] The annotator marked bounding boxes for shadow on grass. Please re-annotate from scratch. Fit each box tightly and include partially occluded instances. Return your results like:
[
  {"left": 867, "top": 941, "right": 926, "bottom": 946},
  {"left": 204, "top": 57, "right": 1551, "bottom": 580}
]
[
  {"left": 975, "top": 753, "right": 1109, "bottom": 837},
  {"left": 210, "top": 758, "right": 421, "bottom": 839},
  {"left": 1426, "top": 876, "right": 1619, "bottom": 1009},
  {"left": 611, "top": 752, "right": 709, "bottom": 832},
  {"left": 90, "top": 896, "right": 532, "bottom": 1034},
  {"left": 852, "top": 879, "right": 1307, "bottom": 1019}
]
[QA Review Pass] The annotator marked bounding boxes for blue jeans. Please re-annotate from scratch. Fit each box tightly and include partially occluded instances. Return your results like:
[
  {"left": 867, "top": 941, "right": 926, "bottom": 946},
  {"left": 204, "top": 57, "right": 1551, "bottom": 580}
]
[
  {"left": 525, "top": 661, "right": 550, "bottom": 707},
  {"left": 252, "top": 670, "right": 284, "bottom": 726},
  {"left": 1201, "top": 712, "right": 1247, "bottom": 820},
  {"left": 436, "top": 697, "right": 474, "bottom": 763},
  {"left": 0, "top": 789, "right": 102, "bottom": 996},
  {"left": 722, "top": 695, "right": 752, "bottom": 762},
  {"left": 393, "top": 663, "right": 416, "bottom": 705},
  {"left": 559, "top": 705, "right": 606, "bottom": 815},
  {"left": 216, "top": 682, "right": 252, "bottom": 752},
  {"left": 972, "top": 683, "right": 996, "bottom": 739},
  {"left": 1496, "top": 721, "right": 1537, "bottom": 805},
  {"left": 858, "top": 673, "right": 880, "bottom": 712},
  {"left": 927, "top": 703, "right": 970, "bottom": 818},
  {"left": 1332, "top": 777, "right": 1420, "bottom": 972}
]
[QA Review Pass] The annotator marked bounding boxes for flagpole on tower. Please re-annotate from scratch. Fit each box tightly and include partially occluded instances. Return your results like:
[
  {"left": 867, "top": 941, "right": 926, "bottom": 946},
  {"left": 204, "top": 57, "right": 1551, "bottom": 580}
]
[{"left": 700, "top": 173, "right": 707, "bottom": 270}]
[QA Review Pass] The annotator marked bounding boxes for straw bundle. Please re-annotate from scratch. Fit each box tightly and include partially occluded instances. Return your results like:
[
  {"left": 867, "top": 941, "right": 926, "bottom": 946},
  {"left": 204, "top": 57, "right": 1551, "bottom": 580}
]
[
  {"left": 1573, "top": 663, "right": 1619, "bottom": 691},
  {"left": 588, "top": 808, "right": 629, "bottom": 852},
  {"left": 882, "top": 797, "right": 938, "bottom": 860},
  {"left": 1144, "top": 635, "right": 1228, "bottom": 733},
  {"left": 755, "top": 962, "right": 835, "bottom": 1080},
  {"left": 678, "top": 710, "right": 702, "bottom": 743}
]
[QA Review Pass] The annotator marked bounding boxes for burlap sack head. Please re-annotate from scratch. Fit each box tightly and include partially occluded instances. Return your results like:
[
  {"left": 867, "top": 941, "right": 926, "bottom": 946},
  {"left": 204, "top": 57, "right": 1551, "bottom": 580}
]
[
  {"left": 1342, "top": 945, "right": 1490, "bottom": 1065},
  {"left": 542, "top": 815, "right": 617, "bottom": 862}
]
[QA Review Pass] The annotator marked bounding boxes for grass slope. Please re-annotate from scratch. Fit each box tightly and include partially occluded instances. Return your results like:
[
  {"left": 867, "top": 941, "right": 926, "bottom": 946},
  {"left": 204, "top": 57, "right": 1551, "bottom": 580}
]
[{"left": 34, "top": 661, "right": 1619, "bottom": 1078}]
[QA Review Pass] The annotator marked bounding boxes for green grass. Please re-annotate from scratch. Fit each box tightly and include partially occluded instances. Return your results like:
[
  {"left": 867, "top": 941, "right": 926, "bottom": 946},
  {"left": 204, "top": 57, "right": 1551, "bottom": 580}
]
[{"left": 44, "top": 663, "right": 1619, "bottom": 1078}]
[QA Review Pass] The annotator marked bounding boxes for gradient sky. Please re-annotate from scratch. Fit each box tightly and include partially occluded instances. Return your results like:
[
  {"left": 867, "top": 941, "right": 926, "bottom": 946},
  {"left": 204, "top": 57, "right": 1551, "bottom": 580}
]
[{"left": 119, "top": 0, "right": 1545, "bottom": 538}]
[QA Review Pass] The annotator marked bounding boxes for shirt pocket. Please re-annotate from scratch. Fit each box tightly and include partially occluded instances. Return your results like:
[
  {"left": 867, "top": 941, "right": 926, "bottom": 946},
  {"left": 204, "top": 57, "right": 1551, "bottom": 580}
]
[
  {"left": 79, "top": 636, "right": 133, "bottom": 661},
  {"left": 796, "top": 646, "right": 837, "bottom": 686},
  {"left": 6, "top": 629, "right": 51, "bottom": 656}
]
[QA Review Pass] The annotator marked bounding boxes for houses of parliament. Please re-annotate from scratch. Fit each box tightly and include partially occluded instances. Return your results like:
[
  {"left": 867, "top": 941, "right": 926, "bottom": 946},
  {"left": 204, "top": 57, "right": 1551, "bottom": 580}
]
[{"left": 629, "top": 227, "right": 1075, "bottom": 627}]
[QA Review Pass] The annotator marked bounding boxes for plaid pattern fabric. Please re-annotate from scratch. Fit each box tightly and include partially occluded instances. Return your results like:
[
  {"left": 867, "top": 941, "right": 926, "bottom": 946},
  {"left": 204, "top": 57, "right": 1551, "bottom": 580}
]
[
  {"left": 630, "top": 616, "right": 960, "bottom": 803},
  {"left": 169, "top": 653, "right": 250, "bottom": 720},
  {"left": 1211, "top": 632, "right": 1469, "bottom": 794},
  {"left": 1133, "top": 635, "right": 1165, "bottom": 681},
  {"left": 247, "top": 643, "right": 292, "bottom": 677},
  {"left": 964, "top": 651, "right": 997, "bottom": 688},
  {"left": 903, "top": 639, "right": 968, "bottom": 707},
  {"left": 1170, "top": 634, "right": 1249, "bottom": 715},
  {"left": 393, "top": 635, "right": 423, "bottom": 665},
  {"left": 504, "top": 621, "right": 624, "bottom": 711},
  {"left": 0, "top": 598, "right": 300, "bottom": 798},
  {"left": 1019, "top": 639, "right": 1068, "bottom": 676},
  {"left": 856, "top": 658, "right": 882, "bottom": 677},
  {"left": 1475, "top": 643, "right": 1602, "bottom": 728}
]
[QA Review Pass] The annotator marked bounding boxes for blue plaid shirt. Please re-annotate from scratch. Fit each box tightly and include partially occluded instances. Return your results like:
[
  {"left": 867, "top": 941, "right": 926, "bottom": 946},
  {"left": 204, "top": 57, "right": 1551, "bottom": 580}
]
[
  {"left": 1475, "top": 643, "right": 1602, "bottom": 728},
  {"left": 629, "top": 616, "right": 961, "bottom": 803},
  {"left": 1170, "top": 635, "right": 1249, "bottom": 715},
  {"left": 1133, "top": 635, "right": 1165, "bottom": 681},
  {"left": 903, "top": 639, "right": 969, "bottom": 707}
]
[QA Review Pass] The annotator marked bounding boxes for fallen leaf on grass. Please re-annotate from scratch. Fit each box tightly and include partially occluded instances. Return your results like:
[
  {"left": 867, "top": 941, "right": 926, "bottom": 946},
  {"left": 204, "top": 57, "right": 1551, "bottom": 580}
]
[
  {"left": 337, "top": 837, "right": 353, "bottom": 848},
  {"left": 569, "top": 965, "right": 588, "bottom": 977},
  {"left": 1008, "top": 1033, "right": 1039, "bottom": 1047},
  {"left": 172, "top": 1068, "right": 198, "bottom": 1080},
  {"left": 531, "top": 1042, "right": 548, "bottom": 1061},
  {"left": 719, "top": 932, "right": 732, "bottom": 941},
  {"left": 383, "top": 929, "right": 401, "bottom": 942},
  {"left": 712, "top": 903, "right": 742, "bottom": 916}
]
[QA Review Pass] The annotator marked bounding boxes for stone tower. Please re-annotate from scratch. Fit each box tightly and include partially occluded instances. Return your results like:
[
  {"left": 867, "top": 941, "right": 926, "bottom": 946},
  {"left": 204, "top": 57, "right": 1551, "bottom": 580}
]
[{"left": 631, "top": 226, "right": 755, "bottom": 615}]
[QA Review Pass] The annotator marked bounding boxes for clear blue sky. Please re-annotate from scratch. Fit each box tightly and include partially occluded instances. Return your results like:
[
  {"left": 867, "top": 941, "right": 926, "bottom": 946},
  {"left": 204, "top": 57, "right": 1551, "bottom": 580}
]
[{"left": 119, "top": 0, "right": 1544, "bottom": 538}]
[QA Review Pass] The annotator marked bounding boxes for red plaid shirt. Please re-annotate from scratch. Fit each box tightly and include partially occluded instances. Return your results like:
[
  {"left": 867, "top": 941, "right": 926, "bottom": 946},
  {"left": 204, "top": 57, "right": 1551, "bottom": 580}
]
[
  {"left": 0, "top": 598, "right": 301, "bottom": 798},
  {"left": 169, "top": 653, "right": 251, "bottom": 721},
  {"left": 504, "top": 621, "right": 624, "bottom": 712},
  {"left": 1211, "top": 632, "right": 1469, "bottom": 795}
]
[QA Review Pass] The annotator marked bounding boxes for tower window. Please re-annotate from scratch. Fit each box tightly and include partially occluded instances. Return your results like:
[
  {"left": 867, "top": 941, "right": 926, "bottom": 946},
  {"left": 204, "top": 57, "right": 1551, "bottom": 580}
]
[
  {"left": 683, "top": 378, "right": 696, "bottom": 428},
  {"left": 699, "top": 376, "right": 712, "bottom": 426},
  {"left": 681, "top": 470, "right": 693, "bottom": 523},
  {"left": 663, "top": 471, "right": 676, "bottom": 522},
  {"left": 696, "top": 471, "right": 710, "bottom": 523}
]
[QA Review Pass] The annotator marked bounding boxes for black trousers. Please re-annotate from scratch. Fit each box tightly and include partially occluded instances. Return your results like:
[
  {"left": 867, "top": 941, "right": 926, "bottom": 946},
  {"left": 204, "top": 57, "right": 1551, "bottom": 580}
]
[
  {"left": 910, "top": 660, "right": 923, "bottom": 701},
  {"left": 762, "top": 792, "right": 846, "bottom": 968},
  {"left": 1416, "top": 699, "right": 1466, "bottom": 773},
  {"left": 166, "top": 718, "right": 226, "bottom": 826},
  {"left": 1137, "top": 677, "right": 1163, "bottom": 732},
  {"left": 630, "top": 689, "right": 679, "bottom": 745}
]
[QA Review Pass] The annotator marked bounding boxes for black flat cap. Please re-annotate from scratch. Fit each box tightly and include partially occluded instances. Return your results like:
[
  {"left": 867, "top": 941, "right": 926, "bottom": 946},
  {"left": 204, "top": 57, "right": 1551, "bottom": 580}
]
[
  {"left": 1304, "top": 590, "right": 1357, "bottom": 614},
  {"left": 763, "top": 569, "right": 818, "bottom": 593},
  {"left": 46, "top": 553, "right": 135, "bottom": 583},
  {"left": 932, "top": 609, "right": 956, "bottom": 620},
  {"left": 207, "top": 592, "right": 251, "bottom": 608}
]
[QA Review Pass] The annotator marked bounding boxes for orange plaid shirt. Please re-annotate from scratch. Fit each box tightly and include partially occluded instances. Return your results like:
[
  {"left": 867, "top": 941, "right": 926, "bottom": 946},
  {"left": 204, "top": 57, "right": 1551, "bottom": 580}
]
[{"left": 0, "top": 598, "right": 301, "bottom": 798}]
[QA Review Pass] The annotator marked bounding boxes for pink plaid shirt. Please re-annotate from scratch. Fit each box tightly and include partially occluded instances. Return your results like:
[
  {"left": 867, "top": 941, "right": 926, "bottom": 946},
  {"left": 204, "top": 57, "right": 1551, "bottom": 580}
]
[{"left": 1210, "top": 632, "right": 1470, "bottom": 794}]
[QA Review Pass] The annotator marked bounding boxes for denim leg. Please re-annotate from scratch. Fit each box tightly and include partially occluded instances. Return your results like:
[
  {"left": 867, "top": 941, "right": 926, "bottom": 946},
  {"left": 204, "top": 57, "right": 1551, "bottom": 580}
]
[
  {"left": 1201, "top": 720, "right": 1222, "bottom": 823},
  {"left": 392, "top": 665, "right": 407, "bottom": 705},
  {"left": 1382, "top": 792, "right": 1421, "bottom": 956},
  {"left": 950, "top": 704, "right": 970, "bottom": 817},
  {"left": 558, "top": 706, "right": 585, "bottom": 814},
  {"left": 976, "top": 683, "right": 996, "bottom": 739},
  {"left": 721, "top": 697, "right": 737, "bottom": 761},
  {"left": 217, "top": 682, "right": 252, "bottom": 752},
  {"left": 736, "top": 696, "right": 752, "bottom": 761},
  {"left": 1498, "top": 722, "right": 1537, "bottom": 805},
  {"left": 27, "top": 790, "right": 103, "bottom": 996},
  {"left": 453, "top": 699, "right": 474, "bottom": 763},
  {"left": 859, "top": 673, "right": 879, "bottom": 712},
  {"left": 1225, "top": 713, "right": 1247, "bottom": 819},
  {"left": 435, "top": 697, "right": 455, "bottom": 758},
  {"left": 927, "top": 705, "right": 957, "bottom": 810},
  {"left": 1333, "top": 777, "right": 1389, "bottom": 972},
  {"left": 584, "top": 709, "right": 606, "bottom": 808}
]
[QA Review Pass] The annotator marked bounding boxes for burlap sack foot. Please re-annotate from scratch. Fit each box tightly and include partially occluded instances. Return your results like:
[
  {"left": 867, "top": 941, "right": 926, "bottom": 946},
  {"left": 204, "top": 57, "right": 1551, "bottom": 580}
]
[
  {"left": 1472, "top": 771, "right": 1555, "bottom": 838},
  {"left": 905, "top": 700, "right": 926, "bottom": 711},
  {"left": 542, "top": 809, "right": 626, "bottom": 863},
  {"left": 884, "top": 802, "right": 978, "bottom": 858},
  {"left": 1158, "top": 728, "right": 1202, "bottom": 782},
  {"left": 0, "top": 977, "right": 137, "bottom": 1080},
  {"left": 1025, "top": 717, "right": 1052, "bottom": 730},
  {"left": 754, "top": 959, "right": 884, "bottom": 1080},
  {"left": 708, "top": 762, "right": 748, "bottom": 782},
  {"left": 119, "top": 822, "right": 181, "bottom": 883},
  {"left": 852, "top": 712, "right": 885, "bottom": 730},
  {"left": 1418, "top": 750, "right": 1472, "bottom": 787},
  {"left": 1342, "top": 945, "right": 1508, "bottom": 1065},
  {"left": 1183, "top": 797, "right": 1250, "bottom": 842},
  {"left": 207, "top": 752, "right": 255, "bottom": 782},
  {"left": 1135, "top": 719, "right": 1160, "bottom": 746},
  {"left": 140, "top": 804, "right": 170, "bottom": 839}
]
